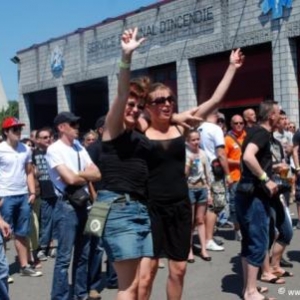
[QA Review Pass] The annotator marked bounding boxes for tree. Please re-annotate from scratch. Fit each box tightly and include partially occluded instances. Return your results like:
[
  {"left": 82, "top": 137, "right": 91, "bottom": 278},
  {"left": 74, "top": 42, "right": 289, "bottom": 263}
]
[{"left": 0, "top": 101, "right": 19, "bottom": 132}]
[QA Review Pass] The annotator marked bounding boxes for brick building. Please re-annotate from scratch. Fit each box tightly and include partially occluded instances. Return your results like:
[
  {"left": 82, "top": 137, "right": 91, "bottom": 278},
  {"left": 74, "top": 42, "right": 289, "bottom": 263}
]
[{"left": 14, "top": 0, "right": 300, "bottom": 134}]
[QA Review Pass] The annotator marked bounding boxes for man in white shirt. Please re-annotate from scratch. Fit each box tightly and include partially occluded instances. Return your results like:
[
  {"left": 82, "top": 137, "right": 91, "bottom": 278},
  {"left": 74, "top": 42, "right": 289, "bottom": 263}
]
[
  {"left": 199, "top": 111, "right": 232, "bottom": 251},
  {"left": 46, "top": 111, "right": 101, "bottom": 300},
  {"left": 0, "top": 117, "right": 42, "bottom": 277}
]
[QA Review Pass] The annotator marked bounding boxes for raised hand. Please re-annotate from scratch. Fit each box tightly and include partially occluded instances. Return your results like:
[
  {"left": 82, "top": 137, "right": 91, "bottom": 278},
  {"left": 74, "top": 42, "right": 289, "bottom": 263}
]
[
  {"left": 229, "top": 48, "right": 245, "bottom": 69},
  {"left": 121, "top": 27, "right": 146, "bottom": 56}
]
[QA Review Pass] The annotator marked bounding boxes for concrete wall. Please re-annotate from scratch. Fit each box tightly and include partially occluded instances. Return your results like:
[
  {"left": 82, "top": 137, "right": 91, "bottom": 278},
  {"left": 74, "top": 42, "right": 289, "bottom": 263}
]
[{"left": 17, "top": 0, "right": 300, "bottom": 132}]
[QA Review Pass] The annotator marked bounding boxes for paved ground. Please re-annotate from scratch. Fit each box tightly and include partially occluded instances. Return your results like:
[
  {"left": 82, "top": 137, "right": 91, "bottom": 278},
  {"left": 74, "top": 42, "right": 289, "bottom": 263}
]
[{"left": 6, "top": 202, "right": 300, "bottom": 300}]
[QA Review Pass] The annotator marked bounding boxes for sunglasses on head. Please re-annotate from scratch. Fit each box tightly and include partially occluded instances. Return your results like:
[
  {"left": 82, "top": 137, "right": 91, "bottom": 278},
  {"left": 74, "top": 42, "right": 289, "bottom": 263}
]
[
  {"left": 127, "top": 101, "right": 144, "bottom": 110},
  {"left": 10, "top": 126, "right": 22, "bottom": 133},
  {"left": 150, "top": 96, "right": 175, "bottom": 106}
]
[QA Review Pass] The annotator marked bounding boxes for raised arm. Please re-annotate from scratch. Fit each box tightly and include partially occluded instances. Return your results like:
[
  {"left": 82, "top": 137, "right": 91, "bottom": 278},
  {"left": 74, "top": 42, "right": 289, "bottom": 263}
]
[
  {"left": 103, "top": 28, "right": 145, "bottom": 141},
  {"left": 194, "top": 48, "right": 244, "bottom": 119}
]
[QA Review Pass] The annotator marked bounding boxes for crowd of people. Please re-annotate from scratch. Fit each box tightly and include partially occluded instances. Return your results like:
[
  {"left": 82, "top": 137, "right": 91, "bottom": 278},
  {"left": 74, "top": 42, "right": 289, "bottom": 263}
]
[{"left": 0, "top": 27, "right": 299, "bottom": 300}]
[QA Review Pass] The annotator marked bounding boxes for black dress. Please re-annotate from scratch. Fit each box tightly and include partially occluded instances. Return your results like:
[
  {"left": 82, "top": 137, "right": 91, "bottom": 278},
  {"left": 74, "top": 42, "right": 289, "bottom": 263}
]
[{"left": 147, "top": 134, "right": 192, "bottom": 261}]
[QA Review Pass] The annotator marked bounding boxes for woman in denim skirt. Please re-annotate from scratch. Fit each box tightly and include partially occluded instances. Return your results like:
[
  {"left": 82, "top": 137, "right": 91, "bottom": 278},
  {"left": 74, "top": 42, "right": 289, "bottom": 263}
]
[{"left": 99, "top": 28, "right": 153, "bottom": 300}]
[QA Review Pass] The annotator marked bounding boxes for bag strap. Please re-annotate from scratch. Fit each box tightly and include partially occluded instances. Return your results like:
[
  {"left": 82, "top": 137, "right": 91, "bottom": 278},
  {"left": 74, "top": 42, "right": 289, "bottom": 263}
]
[{"left": 226, "top": 131, "right": 242, "bottom": 148}]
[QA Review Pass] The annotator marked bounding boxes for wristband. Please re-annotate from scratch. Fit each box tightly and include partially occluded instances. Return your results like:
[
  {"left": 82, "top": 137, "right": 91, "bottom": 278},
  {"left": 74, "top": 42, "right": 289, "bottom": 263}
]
[
  {"left": 259, "top": 172, "right": 270, "bottom": 182},
  {"left": 119, "top": 61, "right": 131, "bottom": 69}
]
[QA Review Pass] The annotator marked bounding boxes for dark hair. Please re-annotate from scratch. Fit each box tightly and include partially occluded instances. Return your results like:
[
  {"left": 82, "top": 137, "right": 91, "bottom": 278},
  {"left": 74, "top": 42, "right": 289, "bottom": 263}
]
[
  {"left": 185, "top": 129, "right": 200, "bottom": 140},
  {"left": 257, "top": 100, "right": 278, "bottom": 122},
  {"left": 21, "top": 138, "right": 35, "bottom": 148},
  {"left": 35, "top": 127, "right": 53, "bottom": 139}
]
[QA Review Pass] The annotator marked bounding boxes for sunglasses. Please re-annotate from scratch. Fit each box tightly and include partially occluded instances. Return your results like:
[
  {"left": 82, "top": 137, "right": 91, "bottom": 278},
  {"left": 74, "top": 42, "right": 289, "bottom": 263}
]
[
  {"left": 127, "top": 102, "right": 144, "bottom": 110},
  {"left": 150, "top": 96, "right": 175, "bottom": 106},
  {"left": 217, "top": 118, "right": 225, "bottom": 123},
  {"left": 233, "top": 122, "right": 244, "bottom": 125},
  {"left": 38, "top": 135, "right": 51, "bottom": 140},
  {"left": 289, "top": 126, "right": 295, "bottom": 129},
  {"left": 69, "top": 121, "right": 79, "bottom": 128},
  {"left": 10, "top": 127, "right": 23, "bottom": 133}
]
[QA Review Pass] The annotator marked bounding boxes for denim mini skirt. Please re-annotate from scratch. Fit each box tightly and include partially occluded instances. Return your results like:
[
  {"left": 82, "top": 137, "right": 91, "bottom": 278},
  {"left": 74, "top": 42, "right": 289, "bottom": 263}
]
[{"left": 96, "top": 190, "right": 153, "bottom": 262}]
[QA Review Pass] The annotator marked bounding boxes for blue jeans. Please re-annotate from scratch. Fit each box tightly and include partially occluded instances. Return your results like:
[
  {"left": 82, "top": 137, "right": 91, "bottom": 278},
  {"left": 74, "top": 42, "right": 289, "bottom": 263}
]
[
  {"left": 88, "top": 236, "right": 117, "bottom": 291},
  {"left": 1, "top": 194, "right": 31, "bottom": 237},
  {"left": 51, "top": 199, "right": 90, "bottom": 300},
  {"left": 229, "top": 182, "right": 238, "bottom": 223},
  {"left": 235, "top": 193, "right": 270, "bottom": 267},
  {"left": 0, "top": 234, "right": 9, "bottom": 300},
  {"left": 39, "top": 197, "right": 58, "bottom": 248}
]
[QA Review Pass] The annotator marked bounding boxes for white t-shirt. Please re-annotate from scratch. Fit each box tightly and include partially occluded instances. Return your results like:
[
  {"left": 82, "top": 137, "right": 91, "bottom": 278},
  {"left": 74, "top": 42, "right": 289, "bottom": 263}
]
[
  {"left": 46, "top": 139, "right": 92, "bottom": 195},
  {"left": 198, "top": 122, "right": 225, "bottom": 164},
  {"left": 0, "top": 141, "right": 32, "bottom": 197}
]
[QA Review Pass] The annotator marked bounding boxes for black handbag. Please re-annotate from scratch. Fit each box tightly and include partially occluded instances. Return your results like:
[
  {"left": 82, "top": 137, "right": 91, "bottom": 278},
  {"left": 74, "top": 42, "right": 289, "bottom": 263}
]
[{"left": 65, "top": 185, "right": 90, "bottom": 207}]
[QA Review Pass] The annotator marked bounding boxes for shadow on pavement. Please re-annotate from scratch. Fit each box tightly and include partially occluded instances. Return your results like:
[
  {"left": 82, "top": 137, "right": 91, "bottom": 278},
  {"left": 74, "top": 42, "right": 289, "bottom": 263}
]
[{"left": 287, "top": 250, "right": 300, "bottom": 263}]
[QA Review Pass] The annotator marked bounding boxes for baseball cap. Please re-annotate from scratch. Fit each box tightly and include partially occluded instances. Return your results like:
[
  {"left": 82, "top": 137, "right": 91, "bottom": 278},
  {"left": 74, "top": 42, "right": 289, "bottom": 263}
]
[
  {"left": 95, "top": 116, "right": 106, "bottom": 129},
  {"left": 53, "top": 111, "right": 80, "bottom": 127},
  {"left": 217, "top": 112, "right": 225, "bottom": 121},
  {"left": 2, "top": 117, "right": 25, "bottom": 129}
]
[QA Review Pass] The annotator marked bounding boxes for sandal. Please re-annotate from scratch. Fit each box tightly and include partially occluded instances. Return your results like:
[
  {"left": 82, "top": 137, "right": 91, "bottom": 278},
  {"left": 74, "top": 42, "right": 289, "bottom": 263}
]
[
  {"left": 260, "top": 276, "right": 285, "bottom": 284},
  {"left": 273, "top": 270, "right": 293, "bottom": 277}
]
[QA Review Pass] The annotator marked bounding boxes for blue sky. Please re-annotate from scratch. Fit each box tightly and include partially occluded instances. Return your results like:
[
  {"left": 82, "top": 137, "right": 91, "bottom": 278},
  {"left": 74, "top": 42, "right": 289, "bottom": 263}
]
[{"left": 0, "top": 0, "right": 156, "bottom": 100}]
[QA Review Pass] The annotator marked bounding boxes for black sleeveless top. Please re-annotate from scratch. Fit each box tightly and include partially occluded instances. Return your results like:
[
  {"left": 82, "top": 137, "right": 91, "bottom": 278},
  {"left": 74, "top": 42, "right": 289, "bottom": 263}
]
[
  {"left": 100, "top": 130, "right": 151, "bottom": 199},
  {"left": 147, "top": 135, "right": 188, "bottom": 205}
]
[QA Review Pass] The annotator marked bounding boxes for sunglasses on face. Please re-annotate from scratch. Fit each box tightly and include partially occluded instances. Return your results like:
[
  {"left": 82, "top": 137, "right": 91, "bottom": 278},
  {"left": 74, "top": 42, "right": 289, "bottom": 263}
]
[
  {"left": 217, "top": 118, "right": 225, "bottom": 123},
  {"left": 10, "top": 127, "right": 22, "bottom": 133},
  {"left": 149, "top": 96, "right": 175, "bottom": 106},
  {"left": 69, "top": 121, "right": 79, "bottom": 128},
  {"left": 38, "top": 135, "right": 51, "bottom": 140},
  {"left": 289, "top": 126, "right": 295, "bottom": 129},
  {"left": 127, "top": 102, "right": 144, "bottom": 110},
  {"left": 233, "top": 122, "right": 244, "bottom": 125}
]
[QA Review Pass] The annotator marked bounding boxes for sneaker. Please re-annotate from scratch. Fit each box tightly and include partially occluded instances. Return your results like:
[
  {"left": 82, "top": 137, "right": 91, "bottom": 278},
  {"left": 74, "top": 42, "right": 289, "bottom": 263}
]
[
  {"left": 88, "top": 289, "right": 101, "bottom": 299},
  {"left": 235, "top": 230, "right": 242, "bottom": 241},
  {"left": 20, "top": 265, "right": 43, "bottom": 277},
  {"left": 296, "top": 221, "right": 300, "bottom": 230},
  {"left": 213, "top": 238, "right": 224, "bottom": 246},
  {"left": 206, "top": 239, "right": 225, "bottom": 251},
  {"left": 158, "top": 260, "right": 165, "bottom": 269},
  {"left": 37, "top": 250, "right": 48, "bottom": 261},
  {"left": 48, "top": 247, "right": 57, "bottom": 258},
  {"left": 7, "top": 276, "right": 14, "bottom": 284}
]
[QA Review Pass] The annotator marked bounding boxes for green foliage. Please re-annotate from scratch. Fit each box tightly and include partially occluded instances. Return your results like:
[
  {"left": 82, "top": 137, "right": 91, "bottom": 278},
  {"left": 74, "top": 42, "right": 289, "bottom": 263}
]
[{"left": 0, "top": 101, "right": 19, "bottom": 132}]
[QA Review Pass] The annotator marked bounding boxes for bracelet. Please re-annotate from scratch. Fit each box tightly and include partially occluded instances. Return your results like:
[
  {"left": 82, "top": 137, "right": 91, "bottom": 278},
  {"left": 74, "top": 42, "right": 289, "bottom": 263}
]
[{"left": 119, "top": 61, "right": 131, "bottom": 69}]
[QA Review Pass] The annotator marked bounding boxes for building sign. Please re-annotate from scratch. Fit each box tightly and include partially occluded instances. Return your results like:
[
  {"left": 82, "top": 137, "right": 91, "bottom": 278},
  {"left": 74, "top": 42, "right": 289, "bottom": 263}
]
[
  {"left": 261, "top": 0, "right": 293, "bottom": 19},
  {"left": 87, "top": 5, "right": 214, "bottom": 66},
  {"left": 50, "top": 46, "right": 64, "bottom": 78}
]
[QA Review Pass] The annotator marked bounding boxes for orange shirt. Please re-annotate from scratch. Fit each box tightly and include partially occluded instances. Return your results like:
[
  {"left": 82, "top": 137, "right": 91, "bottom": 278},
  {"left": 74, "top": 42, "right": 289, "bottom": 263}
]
[{"left": 225, "top": 130, "right": 246, "bottom": 182}]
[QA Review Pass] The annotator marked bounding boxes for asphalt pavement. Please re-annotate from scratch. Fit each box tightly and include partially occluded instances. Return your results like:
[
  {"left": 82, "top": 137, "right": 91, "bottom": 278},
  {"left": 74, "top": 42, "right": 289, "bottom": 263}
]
[{"left": 6, "top": 202, "right": 300, "bottom": 300}]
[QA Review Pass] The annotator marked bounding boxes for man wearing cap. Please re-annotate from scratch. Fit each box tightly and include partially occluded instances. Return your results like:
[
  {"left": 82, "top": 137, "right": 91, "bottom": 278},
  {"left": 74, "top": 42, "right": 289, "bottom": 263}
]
[
  {"left": 46, "top": 111, "right": 101, "bottom": 300},
  {"left": 0, "top": 117, "right": 42, "bottom": 277}
]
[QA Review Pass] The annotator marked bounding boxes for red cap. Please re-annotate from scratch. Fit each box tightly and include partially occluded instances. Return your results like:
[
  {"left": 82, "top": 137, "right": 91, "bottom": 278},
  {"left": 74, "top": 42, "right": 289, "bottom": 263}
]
[{"left": 2, "top": 117, "right": 25, "bottom": 129}]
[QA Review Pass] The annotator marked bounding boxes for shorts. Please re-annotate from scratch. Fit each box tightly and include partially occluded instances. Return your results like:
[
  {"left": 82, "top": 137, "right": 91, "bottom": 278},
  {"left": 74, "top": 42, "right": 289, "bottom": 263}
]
[
  {"left": 235, "top": 193, "right": 270, "bottom": 267},
  {"left": 149, "top": 198, "right": 192, "bottom": 261},
  {"left": 188, "top": 187, "right": 208, "bottom": 205},
  {"left": 98, "top": 190, "right": 153, "bottom": 262},
  {"left": 0, "top": 194, "right": 31, "bottom": 237}
]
